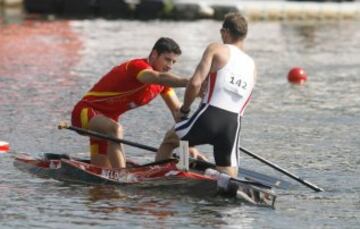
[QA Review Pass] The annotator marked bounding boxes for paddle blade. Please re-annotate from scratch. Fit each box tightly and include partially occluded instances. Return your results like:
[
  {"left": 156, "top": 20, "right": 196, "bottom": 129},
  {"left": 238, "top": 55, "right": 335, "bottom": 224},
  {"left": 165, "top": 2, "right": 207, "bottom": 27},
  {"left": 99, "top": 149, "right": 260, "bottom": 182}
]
[
  {"left": 58, "top": 121, "right": 69, "bottom": 130},
  {"left": 239, "top": 167, "right": 293, "bottom": 190}
]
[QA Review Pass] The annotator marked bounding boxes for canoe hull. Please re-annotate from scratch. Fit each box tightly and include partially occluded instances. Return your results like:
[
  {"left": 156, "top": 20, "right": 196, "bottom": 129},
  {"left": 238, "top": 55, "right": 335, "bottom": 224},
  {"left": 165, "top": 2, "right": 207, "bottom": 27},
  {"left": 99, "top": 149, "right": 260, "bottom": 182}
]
[{"left": 13, "top": 153, "right": 276, "bottom": 207}]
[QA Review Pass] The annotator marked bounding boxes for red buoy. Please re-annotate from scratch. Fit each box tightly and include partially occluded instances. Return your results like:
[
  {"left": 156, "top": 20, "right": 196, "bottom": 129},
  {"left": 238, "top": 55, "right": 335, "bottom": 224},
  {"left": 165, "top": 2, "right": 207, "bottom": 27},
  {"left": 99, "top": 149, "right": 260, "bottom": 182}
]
[
  {"left": 0, "top": 141, "right": 10, "bottom": 153},
  {"left": 287, "top": 67, "right": 308, "bottom": 85}
]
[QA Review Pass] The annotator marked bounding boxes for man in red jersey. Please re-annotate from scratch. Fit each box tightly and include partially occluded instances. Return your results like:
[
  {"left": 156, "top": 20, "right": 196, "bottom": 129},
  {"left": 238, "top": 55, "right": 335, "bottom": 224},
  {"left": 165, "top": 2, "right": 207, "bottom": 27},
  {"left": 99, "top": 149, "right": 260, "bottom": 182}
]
[{"left": 72, "top": 37, "right": 205, "bottom": 169}]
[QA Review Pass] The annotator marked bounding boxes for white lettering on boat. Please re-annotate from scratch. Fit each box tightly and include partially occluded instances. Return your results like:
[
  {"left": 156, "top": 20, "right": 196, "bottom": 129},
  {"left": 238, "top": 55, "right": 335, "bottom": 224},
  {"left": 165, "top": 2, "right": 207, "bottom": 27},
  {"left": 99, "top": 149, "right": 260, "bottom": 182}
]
[
  {"left": 49, "top": 160, "right": 61, "bottom": 169},
  {"left": 101, "top": 169, "right": 138, "bottom": 183},
  {"left": 165, "top": 170, "right": 180, "bottom": 177}
]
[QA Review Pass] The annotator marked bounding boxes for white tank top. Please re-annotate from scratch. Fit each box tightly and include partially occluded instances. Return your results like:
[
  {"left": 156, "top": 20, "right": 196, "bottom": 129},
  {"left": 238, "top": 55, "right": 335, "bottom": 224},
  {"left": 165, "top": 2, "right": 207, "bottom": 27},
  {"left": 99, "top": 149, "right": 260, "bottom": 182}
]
[{"left": 202, "top": 44, "right": 255, "bottom": 115}]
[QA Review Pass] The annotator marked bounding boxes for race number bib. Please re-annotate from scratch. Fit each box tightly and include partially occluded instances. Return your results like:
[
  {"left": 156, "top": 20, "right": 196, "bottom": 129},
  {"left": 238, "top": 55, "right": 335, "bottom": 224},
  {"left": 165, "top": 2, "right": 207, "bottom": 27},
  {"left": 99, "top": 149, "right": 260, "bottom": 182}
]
[{"left": 224, "top": 73, "right": 248, "bottom": 97}]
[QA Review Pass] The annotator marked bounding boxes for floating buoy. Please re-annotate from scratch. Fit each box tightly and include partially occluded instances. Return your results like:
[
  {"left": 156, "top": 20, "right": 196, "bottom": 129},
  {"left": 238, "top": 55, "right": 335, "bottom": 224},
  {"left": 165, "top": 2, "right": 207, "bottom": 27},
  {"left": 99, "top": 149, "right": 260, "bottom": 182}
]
[
  {"left": 287, "top": 67, "right": 308, "bottom": 85},
  {"left": 0, "top": 141, "right": 10, "bottom": 153}
]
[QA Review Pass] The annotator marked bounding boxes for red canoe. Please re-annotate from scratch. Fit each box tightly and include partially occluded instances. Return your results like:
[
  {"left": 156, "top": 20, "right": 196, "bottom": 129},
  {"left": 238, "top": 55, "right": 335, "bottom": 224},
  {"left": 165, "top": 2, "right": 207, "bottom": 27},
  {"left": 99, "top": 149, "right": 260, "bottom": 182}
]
[{"left": 13, "top": 153, "right": 276, "bottom": 207}]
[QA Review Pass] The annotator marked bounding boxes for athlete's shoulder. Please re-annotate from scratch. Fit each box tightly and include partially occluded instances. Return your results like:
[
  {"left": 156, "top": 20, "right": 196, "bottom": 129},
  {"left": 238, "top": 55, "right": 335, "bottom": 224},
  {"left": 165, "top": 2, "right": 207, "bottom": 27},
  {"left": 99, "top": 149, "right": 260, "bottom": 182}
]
[
  {"left": 125, "top": 58, "right": 152, "bottom": 77},
  {"left": 205, "top": 42, "right": 226, "bottom": 52},
  {"left": 128, "top": 58, "right": 151, "bottom": 69}
]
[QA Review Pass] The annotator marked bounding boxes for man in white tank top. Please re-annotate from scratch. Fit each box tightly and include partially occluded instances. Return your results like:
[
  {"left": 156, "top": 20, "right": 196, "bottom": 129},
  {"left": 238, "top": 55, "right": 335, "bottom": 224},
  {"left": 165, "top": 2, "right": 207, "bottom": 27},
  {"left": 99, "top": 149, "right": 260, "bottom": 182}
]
[{"left": 156, "top": 13, "right": 256, "bottom": 177}]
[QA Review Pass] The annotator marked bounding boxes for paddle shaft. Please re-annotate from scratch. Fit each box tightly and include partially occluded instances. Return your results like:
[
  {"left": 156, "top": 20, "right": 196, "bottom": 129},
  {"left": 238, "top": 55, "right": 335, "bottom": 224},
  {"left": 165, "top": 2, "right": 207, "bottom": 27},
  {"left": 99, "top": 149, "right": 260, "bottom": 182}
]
[
  {"left": 240, "top": 147, "right": 324, "bottom": 192},
  {"left": 59, "top": 124, "right": 158, "bottom": 153},
  {"left": 60, "top": 124, "right": 225, "bottom": 170}
]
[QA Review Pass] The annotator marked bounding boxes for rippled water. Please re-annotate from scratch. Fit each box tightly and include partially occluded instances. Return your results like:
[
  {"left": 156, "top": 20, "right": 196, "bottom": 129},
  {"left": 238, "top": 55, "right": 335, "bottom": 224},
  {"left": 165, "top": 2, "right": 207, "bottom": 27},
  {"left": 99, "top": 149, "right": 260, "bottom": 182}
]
[{"left": 1, "top": 18, "right": 359, "bottom": 228}]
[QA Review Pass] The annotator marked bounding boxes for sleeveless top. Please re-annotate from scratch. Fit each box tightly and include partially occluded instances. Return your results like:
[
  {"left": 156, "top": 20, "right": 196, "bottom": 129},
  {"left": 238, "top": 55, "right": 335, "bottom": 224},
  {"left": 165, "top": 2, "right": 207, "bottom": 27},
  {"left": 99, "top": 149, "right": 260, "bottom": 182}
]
[{"left": 202, "top": 45, "right": 255, "bottom": 115}]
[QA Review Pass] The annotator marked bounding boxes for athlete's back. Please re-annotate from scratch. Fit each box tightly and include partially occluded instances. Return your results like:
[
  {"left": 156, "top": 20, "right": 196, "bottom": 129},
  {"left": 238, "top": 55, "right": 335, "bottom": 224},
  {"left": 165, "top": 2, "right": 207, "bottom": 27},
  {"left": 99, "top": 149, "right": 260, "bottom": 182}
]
[{"left": 202, "top": 44, "right": 255, "bottom": 115}]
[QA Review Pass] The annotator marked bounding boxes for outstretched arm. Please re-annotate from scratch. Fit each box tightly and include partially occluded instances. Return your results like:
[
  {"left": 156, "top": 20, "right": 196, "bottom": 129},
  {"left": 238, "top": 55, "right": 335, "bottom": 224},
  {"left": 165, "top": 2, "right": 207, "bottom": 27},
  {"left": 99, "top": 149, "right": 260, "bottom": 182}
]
[{"left": 137, "top": 70, "right": 188, "bottom": 87}]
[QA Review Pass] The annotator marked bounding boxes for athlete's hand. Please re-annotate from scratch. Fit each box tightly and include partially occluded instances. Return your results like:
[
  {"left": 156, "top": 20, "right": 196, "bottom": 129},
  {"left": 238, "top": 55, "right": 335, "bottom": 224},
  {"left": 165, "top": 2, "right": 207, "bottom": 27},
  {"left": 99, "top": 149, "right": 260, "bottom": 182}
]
[
  {"left": 175, "top": 106, "right": 190, "bottom": 123},
  {"left": 174, "top": 110, "right": 188, "bottom": 122}
]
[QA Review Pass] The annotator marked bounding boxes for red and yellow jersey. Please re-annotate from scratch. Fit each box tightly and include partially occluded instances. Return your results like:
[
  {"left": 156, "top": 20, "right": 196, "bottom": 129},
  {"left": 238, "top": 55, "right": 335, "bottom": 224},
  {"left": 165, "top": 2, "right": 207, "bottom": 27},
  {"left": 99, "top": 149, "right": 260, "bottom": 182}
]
[{"left": 79, "top": 58, "right": 173, "bottom": 119}]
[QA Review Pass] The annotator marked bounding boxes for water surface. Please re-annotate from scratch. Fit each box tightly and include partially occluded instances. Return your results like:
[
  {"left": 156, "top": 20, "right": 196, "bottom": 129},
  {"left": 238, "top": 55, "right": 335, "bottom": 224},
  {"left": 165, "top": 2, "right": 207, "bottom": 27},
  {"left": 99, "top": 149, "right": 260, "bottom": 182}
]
[{"left": 1, "top": 18, "right": 359, "bottom": 228}]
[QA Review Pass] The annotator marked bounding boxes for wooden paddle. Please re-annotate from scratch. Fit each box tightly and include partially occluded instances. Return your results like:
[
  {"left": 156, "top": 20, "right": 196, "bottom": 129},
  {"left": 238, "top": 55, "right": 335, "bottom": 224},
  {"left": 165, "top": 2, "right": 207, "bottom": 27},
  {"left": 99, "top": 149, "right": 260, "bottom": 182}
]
[
  {"left": 58, "top": 122, "right": 290, "bottom": 189},
  {"left": 240, "top": 147, "right": 324, "bottom": 192}
]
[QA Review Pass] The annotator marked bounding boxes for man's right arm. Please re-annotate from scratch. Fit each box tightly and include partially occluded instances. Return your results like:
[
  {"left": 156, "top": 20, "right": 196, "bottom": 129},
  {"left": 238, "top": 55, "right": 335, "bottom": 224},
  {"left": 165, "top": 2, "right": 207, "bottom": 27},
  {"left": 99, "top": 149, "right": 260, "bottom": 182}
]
[
  {"left": 137, "top": 70, "right": 188, "bottom": 87},
  {"left": 180, "top": 43, "right": 220, "bottom": 112}
]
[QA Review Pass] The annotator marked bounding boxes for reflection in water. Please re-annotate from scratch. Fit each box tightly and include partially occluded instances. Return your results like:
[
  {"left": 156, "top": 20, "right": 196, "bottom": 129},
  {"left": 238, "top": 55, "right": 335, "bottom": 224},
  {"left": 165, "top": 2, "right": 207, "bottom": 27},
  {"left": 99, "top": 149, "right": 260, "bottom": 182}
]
[
  {"left": 86, "top": 186, "right": 175, "bottom": 221},
  {"left": 87, "top": 185, "right": 127, "bottom": 202},
  {"left": 0, "top": 19, "right": 83, "bottom": 143},
  {"left": 281, "top": 22, "right": 319, "bottom": 50},
  {"left": 0, "top": 20, "right": 82, "bottom": 107},
  {"left": 292, "top": 24, "right": 316, "bottom": 48},
  {"left": 0, "top": 20, "right": 81, "bottom": 78}
]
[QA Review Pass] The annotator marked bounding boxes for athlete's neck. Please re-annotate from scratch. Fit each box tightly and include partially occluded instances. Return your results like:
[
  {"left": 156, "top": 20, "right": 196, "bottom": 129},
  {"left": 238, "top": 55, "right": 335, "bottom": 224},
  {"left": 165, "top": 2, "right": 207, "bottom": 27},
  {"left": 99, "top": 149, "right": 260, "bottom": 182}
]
[
  {"left": 225, "top": 41, "right": 244, "bottom": 51},
  {"left": 223, "top": 36, "right": 244, "bottom": 50}
]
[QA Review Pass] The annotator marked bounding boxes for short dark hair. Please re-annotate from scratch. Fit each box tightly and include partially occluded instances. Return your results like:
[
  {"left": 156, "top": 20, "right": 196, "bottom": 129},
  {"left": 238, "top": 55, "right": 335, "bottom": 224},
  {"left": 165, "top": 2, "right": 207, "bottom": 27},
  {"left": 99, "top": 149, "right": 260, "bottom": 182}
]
[
  {"left": 152, "top": 37, "right": 182, "bottom": 55},
  {"left": 222, "top": 12, "right": 248, "bottom": 40}
]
